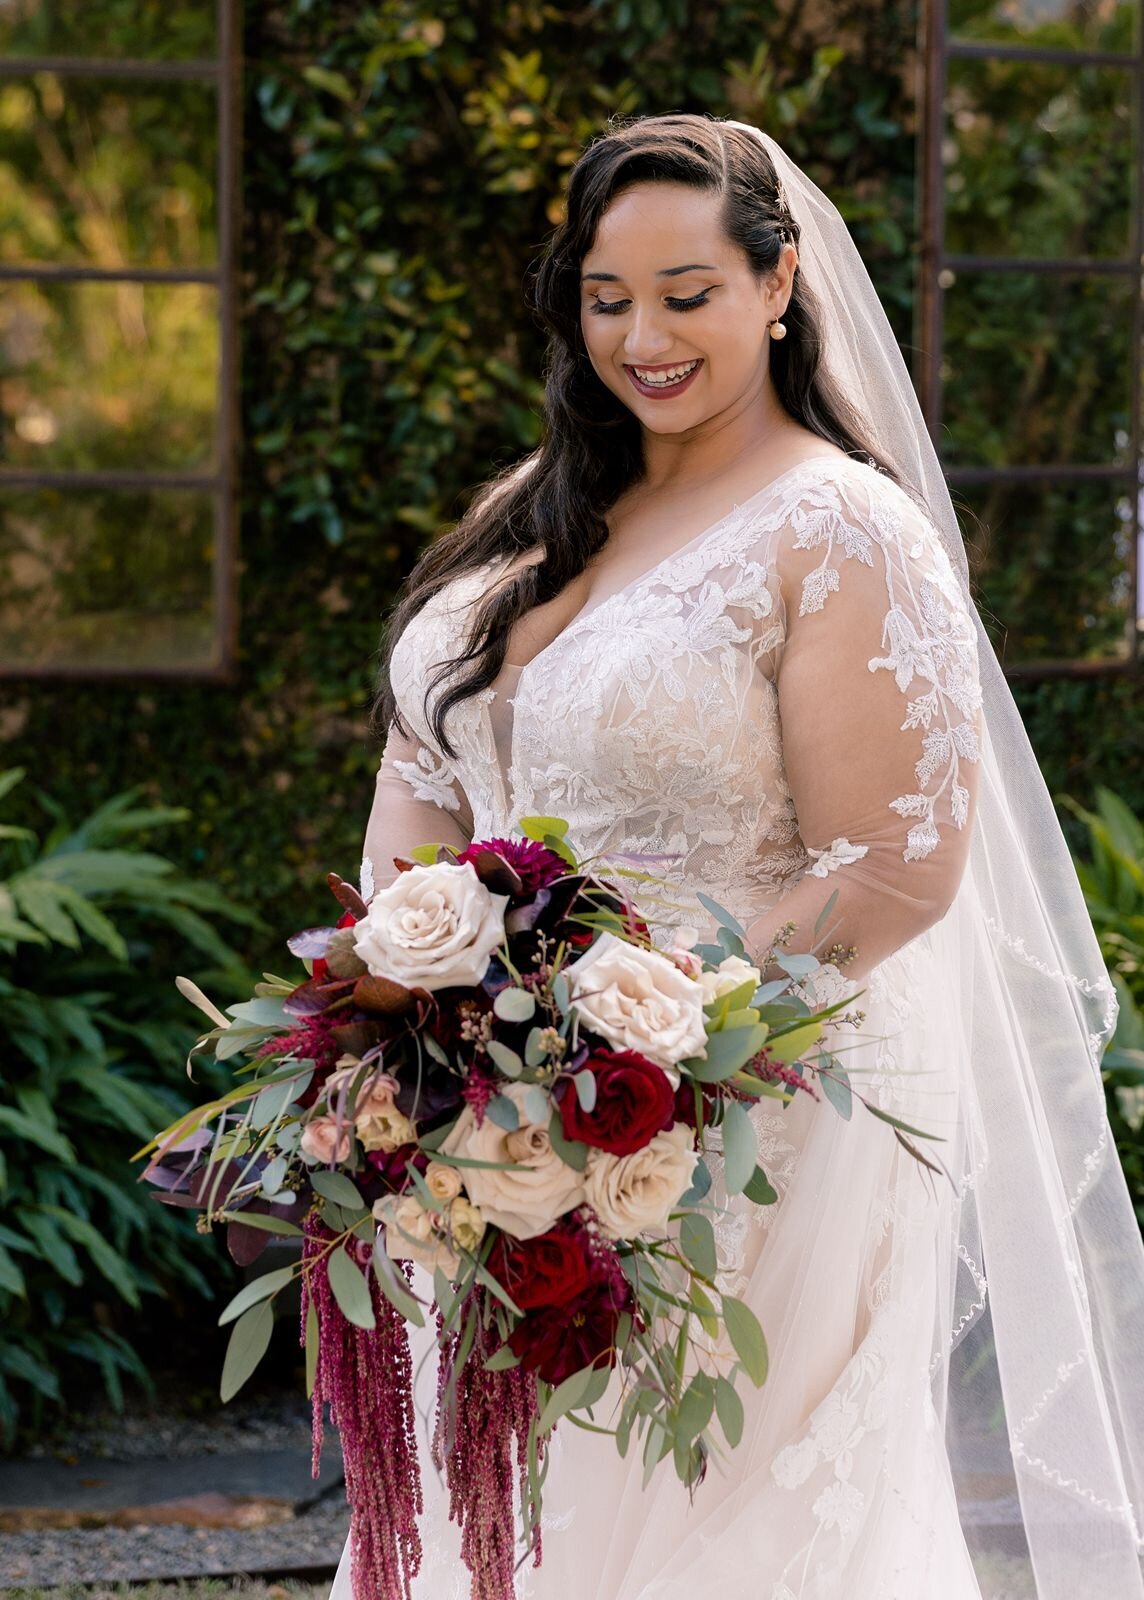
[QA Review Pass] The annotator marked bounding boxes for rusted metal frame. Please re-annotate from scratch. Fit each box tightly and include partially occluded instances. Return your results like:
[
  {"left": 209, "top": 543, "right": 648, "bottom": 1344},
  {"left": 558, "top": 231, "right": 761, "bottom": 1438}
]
[
  {"left": 0, "top": 264, "right": 219, "bottom": 283},
  {"left": 943, "top": 254, "right": 1136, "bottom": 273},
  {"left": 918, "top": 0, "right": 1143, "bottom": 675},
  {"left": 214, "top": 0, "right": 241, "bottom": 681},
  {"left": 0, "top": 57, "right": 219, "bottom": 80},
  {"left": 0, "top": 470, "right": 222, "bottom": 490},
  {"left": 0, "top": 0, "right": 240, "bottom": 683},
  {"left": 946, "top": 39, "right": 1135, "bottom": 68}
]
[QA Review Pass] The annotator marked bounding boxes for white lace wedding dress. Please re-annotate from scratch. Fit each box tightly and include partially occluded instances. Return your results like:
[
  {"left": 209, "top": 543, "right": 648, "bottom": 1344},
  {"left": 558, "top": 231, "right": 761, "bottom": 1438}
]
[{"left": 339, "top": 452, "right": 990, "bottom": 1598}]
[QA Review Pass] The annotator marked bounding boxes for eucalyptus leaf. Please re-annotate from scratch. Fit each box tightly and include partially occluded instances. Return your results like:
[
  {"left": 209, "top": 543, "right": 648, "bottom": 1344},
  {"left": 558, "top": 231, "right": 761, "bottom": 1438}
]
[
  {"left": 260, "top": 1154, "right": 287, "bottom": 1197},
  {"left": 547, "top": 1110, "right": 588, "bottom": 1172},
  {"left": 678, "top": 1157, "right": 712, "bottom": 1206},
  {"left": 494, "top": 986, "right": 536, "bottom": 1022},
  {"left": 371, "top": 1246, "right": 426, "bottom": 1326},
  {"left": 678, "top": 1211, "right": 717, "bottom": 1281},
  {"left": 537, "top": 1362, "right": 596, "bottom": 1436},
  {"left": 694, "top": 892, "right": 747, "bottom": 940},
  {"left": 766, "top": 1021, "right": 822, "bottom": 1065},
  {"left": 722, "top": 1294, "right": 769, "bottom": 1386},
  {"left": 304, "top": 1298, "right": 319, "bottom": 1398},
  {"left": 524, "top": 1026, "right": 550, "bottom": 1067},
  {"left": 484, "top": 1344, "right": 521, "bottom": 1372},
  {"left": 327, "top": 1242, "right": 376, "bottom": 1331},
  {"left": 220, "top": 1301, "right": 274, "bottom": 1402},
  {"left": 572, "top": 1069, "right": 597, "bottom": 1113},
  {"left": 311, "top": 1169, "right": 366, "bottom": 1210},
  {"left": 486, "top": 1039, "right": 523, "bottom": 1078},
  {"left": 218, "top": 1264, "right": 294, "bottom": 1326},
  {"left": 683, "top": 1024, "right": 769, "bottom": 1083},
  {"left": 523, "top": 1084, "right": 551, "bottom": 1126},
  {"left": 743, "top": 1165, "right": 778, "bottom": 1205},
  {"left": 721, "top": 1100, "right": 756, "bottom": 1195},
  {"left": 486, "top": 1094, "right": 520, "bottom": 1132},
  {"left": 714, "top": 1375, "right": 744, "bottom": 1447},
  {"left": 820, "top": 1061, "right": 853, "bottom": 1121}
]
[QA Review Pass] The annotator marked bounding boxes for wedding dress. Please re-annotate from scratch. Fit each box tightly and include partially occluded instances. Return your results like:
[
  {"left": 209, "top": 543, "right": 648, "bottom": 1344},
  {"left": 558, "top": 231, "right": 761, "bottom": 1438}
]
[{"left": 337, "top": 453, "right": 992, "bottom": 1598}]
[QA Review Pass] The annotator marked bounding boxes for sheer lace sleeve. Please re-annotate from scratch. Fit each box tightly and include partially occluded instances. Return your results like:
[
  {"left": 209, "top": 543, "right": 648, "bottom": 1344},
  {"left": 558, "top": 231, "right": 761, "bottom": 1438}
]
[
  {"left": 360, "top": 720, "right": 473, "bottom": 898},
  {"left": 743, "top": 473, "right": 984, "bottom": 982}
]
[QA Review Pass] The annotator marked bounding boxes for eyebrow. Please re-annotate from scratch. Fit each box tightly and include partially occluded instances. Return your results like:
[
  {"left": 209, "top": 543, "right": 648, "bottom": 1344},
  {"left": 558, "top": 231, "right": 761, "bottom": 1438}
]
[{"left": 580, "top": 263, "right": 718, "bottom": 282}]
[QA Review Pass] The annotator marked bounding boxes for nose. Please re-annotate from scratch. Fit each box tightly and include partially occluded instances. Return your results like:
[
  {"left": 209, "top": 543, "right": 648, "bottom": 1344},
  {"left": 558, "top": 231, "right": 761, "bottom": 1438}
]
[{"left": 623, "top": 304, "right": 674, "bottom": 362}]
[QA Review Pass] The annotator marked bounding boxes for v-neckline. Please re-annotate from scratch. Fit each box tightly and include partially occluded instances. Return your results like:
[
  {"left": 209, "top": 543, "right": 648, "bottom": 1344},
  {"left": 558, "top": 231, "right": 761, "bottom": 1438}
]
[{"left": 493, "top": 451, "right": 858, "bottom": 685}]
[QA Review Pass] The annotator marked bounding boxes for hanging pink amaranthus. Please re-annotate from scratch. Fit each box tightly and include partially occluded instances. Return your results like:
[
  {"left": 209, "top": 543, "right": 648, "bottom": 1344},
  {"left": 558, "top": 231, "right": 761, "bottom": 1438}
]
[
  {"left": 302, "top": 1214, "right": 423, "bottom": 1600},
  {"left": 432, "top": 1298, "right": 546, "bottom": 1600}
]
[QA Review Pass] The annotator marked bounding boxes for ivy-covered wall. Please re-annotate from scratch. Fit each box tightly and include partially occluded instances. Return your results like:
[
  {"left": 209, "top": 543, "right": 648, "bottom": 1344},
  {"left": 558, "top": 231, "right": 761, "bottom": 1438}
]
[{"left": 4, "top": 0, "right": 1140, "bottom": 953}]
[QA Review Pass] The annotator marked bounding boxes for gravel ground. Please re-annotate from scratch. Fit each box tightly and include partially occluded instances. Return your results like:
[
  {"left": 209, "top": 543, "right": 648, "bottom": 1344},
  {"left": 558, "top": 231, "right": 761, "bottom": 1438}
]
[
  {"left": 0, "top": 1497, "right": 348, "bottom": 1590},
  {"left": 21, "top": 1394, "right": 323, "bottom": 1466}
]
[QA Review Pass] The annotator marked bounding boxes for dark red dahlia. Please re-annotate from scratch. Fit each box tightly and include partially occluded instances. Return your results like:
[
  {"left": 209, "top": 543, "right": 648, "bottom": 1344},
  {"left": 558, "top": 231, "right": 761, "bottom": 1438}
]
[
  {"left": 507, "top": 1279, "right": 631, "bottom": 1385},
  {"left": 457, "top": 836, "right": 567, "bottom": 894}
]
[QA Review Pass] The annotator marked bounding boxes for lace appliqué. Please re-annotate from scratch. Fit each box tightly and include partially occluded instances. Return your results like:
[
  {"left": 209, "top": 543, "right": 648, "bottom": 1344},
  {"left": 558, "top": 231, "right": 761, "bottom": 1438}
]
[
  {"left": 806, "top": 837, "right": 869, "bottom": 877},
  {"left": 392, "top": 744, "right": 462, "bottom": 813},
  {"left": 359, "top": 855, "right": 375, "bottom": 903},
  {"left": 792, "top": 483, "right": 983, "bottom": 865}
]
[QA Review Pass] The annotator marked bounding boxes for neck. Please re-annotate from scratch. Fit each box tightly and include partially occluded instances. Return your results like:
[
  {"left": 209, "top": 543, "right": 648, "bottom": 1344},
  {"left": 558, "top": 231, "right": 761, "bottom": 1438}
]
[{"left": 637, "top": 368, "right": 793, "bottom": 493}]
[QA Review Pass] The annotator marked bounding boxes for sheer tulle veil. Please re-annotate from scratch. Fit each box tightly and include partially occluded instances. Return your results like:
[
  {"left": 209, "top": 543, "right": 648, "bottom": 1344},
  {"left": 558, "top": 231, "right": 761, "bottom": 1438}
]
[{"left": 726, "top": 122, "right": 1144, "bottom": 1593}]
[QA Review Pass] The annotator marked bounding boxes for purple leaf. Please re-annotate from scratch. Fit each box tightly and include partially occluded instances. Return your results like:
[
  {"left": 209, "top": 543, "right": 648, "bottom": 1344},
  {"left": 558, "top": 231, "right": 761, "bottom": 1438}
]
[{"left": 287, "top": 926, "right": 335, "bottom": 959}]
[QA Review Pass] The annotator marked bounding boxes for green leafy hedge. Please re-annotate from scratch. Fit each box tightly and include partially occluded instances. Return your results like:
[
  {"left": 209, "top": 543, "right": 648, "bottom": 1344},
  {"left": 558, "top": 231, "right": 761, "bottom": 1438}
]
[{"left": 0, "top": 769, "right": 260, "bottom": 1439}]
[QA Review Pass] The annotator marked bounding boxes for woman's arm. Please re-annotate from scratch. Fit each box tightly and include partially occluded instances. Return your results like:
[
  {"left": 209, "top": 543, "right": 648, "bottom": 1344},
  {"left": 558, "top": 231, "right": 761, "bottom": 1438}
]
[
  {"left": 743, "top": 484, "right": 984, "bottom": 983},
  {"left": 361, "top": 720, "right": 473, "bottom": 895}
]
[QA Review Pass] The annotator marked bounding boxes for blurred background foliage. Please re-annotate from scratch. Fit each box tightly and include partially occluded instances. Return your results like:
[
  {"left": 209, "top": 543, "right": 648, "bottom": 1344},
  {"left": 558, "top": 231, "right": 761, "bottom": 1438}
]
[{"left": 0, "top": 0, "right": 1142, "bottom": 1424}]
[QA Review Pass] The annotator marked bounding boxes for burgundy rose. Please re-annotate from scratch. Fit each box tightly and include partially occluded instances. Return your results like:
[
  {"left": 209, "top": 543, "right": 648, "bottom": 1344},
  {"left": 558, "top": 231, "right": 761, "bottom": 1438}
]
[
  {"left": 507, "top": 1281, "right": 628, "bottom": 1384},
  {"left": 457, "top": 836, "right": 567, "bottom": 895},
  {"left": 559, "top": 1048, "right": 676, "bottom": 1156},
  {"left": 487, "top": 1222, "right": 594, "bottom": 1311},
  {"left": 365, "top": 1141, "right": 429, "bottom": 1191}
]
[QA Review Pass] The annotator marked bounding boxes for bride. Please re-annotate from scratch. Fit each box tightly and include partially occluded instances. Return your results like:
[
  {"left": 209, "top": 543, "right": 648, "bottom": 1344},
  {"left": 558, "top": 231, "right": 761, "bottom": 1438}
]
[{"left": 337, "top": 115, "right": 1144, "bottom": 1598}]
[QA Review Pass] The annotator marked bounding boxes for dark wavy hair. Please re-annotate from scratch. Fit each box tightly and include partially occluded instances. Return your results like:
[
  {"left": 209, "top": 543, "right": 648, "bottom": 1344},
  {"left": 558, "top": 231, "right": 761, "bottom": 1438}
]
[{"left": 372, "top": 112, "right": 899, "bottom": 758}]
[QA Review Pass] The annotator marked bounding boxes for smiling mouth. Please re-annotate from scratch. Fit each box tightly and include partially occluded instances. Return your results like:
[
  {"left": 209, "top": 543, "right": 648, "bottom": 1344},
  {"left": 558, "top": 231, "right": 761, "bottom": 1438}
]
[{"left": 624, "top": 359, "right": 703, "bottom": 398}]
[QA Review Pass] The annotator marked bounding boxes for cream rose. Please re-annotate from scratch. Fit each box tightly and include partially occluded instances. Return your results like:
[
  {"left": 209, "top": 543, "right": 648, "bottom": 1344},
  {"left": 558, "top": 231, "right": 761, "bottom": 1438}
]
[
  {"left": 440, "top": 1081, "right": 585, "bottom": 1239},
  {"left": 357, "top": 1102, "right": 416, "bottom": 1153},
  {"left": 584, "top": 1122, "right": 699, "bottom": 1240},
  {"left": 299, "top": 1114, "right": 352, "bottom": 1165},
  {"left": 564, "top": 931, "right": 708, "bottom": 1075},
  {"left": 698, "top": 953, "right": 763, "bottom": 1006},
  {"left": 373, "top": 1192, "right": 460, "bottom": 1276},
  {"left": 352, "top": 860, "right": 509, "bottom": 991},
  {"left": 424, "top": 1160, "right": 464, "bottom": 1203}
]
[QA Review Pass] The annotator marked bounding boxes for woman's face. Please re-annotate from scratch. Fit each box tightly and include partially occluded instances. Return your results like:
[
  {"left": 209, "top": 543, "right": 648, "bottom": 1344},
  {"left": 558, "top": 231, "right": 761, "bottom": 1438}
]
[{"left": 578, "top": 181, "right": 795, "bottom": 435}]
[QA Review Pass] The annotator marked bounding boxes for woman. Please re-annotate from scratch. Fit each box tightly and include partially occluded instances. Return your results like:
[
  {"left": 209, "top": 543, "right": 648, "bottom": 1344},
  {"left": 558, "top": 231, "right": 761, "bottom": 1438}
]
[{"left": 340, "top": 116, "right": 1144, "bottom": 1598}]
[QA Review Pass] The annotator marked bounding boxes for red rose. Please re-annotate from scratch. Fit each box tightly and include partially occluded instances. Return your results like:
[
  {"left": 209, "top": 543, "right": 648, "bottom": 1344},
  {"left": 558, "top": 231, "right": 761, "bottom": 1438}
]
[
  {"left": 559, "top": 1049, "right": 676, "bottom": 1156},
  {"left": 487, "top": 1222, "right": 593, "bottom": 1310},
  {"left": 672, "top": 1076, "right": 718, "bottom": 1131},
  {"left": 507, "top": 1283, "right": 626, "bottom": 1384}
]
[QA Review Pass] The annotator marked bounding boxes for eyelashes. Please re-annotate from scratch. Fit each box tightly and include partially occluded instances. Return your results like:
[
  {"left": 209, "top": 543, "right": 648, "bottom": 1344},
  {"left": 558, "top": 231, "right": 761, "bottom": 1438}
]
[{"left": 589, "top": 291, "right": 712, "bottom": 316}]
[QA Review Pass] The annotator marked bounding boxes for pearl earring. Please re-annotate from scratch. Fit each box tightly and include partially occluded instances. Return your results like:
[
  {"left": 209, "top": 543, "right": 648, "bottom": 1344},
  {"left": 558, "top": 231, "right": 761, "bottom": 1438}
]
[{"left": 769, "top": 317, "right": 787, "bottom": 340}]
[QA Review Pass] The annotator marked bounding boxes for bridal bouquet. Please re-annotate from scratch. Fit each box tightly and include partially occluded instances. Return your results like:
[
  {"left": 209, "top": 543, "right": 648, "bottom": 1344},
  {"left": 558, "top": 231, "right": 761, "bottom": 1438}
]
[{"left": 138, "top": 817, "right": 916, "bottom": 1600}]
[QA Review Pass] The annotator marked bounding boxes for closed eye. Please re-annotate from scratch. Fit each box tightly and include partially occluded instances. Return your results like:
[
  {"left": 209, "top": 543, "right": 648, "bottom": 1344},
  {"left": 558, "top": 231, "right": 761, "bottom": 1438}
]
[{"left": 589, "top": 291, "right": 713, "bottom": 316}]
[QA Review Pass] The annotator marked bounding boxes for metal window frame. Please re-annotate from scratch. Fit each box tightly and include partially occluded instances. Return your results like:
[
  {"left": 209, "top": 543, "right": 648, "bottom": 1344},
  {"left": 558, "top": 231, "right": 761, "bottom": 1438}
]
[
  {"left": 0, "top": 0, "right": 241, "bottom": 682},
  {"left": 917, "top": 0, "right": 1143, "bottom": 679}
]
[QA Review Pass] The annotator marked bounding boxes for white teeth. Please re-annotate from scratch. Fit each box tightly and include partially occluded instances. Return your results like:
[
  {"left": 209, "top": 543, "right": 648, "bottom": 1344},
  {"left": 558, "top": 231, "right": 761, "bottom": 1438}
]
[{"left": 633, "top": 360, "right": 700, "bottom": 387}]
